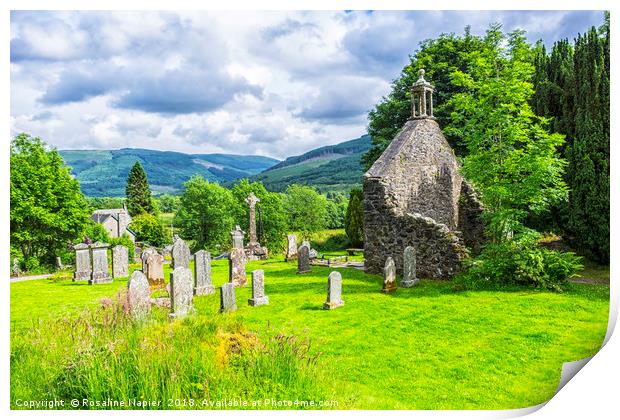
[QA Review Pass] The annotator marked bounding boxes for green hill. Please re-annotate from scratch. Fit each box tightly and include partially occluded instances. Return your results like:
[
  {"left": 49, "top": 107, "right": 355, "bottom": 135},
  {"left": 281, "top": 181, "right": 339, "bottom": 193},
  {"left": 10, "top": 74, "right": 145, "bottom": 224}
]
[
  {"left": 248, "top": 135, "right": 371, "bottom": 193},
  {"left": 59, "top": 148, "right": 279, "bottom": 197}
]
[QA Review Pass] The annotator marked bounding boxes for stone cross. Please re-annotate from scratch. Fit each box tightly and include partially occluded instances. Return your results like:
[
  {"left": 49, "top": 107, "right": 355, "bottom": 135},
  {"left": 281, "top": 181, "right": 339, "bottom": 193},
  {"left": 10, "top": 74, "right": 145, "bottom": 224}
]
[
  {"left": 323, "top": 271, "right": 345, "bottom": 310},
  {"left": 89, "top": 242, "right": 112, "bottom": 285},
  {"left": 220, "top": 282, "right": 237, "bottom": 313},
  {"left": 248, "top": 269, "right": 269, "bottom": 306},
  {"left": 194, "top": 250, "right": 215, "bottom": 295},
  {"left": 286, "top": 234, "right": 298, "bottom": 261},
  {"left": 172, "top": 237, "right": 190, "bottom": 269},
  {"left": 145, "top": 252, "right": 165, "bottom": 288},
  {"left": 73, "top": 243, "right": 91, "bottom": 281},
  {"left": 245, "top": 193, "right": 260, "bottom": 246},
  {"left": 229, "top": 248, "right": 247, "bottom": 287},
  {"left": 169, "top": 266, "right": 194, "bottom": 320},
  {"left": 297, "top": 244, "right": 311, "bottom": 274},
  {"left": 400, "top": 246, "right": 420, "bottom": 287},
  {"left": 231, "top": 225, "right": 245, "bottom": 250},
  {"left": 127, "top": 270, "right": 151, "bottom": 319},
  {"left": 112, "top": 245, "right": 129, "bottom": 278},
  {"left": 381, "top": 256, "right": 397, "bottom": 293}
]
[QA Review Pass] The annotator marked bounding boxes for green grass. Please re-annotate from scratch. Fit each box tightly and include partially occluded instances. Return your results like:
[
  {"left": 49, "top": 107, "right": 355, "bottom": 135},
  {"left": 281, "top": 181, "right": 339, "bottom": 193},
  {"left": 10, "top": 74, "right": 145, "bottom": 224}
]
[{"left": 10, "top": 254, "right": 610, "bottom": 409}]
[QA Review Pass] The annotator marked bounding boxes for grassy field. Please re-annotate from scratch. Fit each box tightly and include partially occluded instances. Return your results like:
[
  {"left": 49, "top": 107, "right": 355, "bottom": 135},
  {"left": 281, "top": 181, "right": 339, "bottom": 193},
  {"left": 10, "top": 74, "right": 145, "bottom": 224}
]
[{"left": 10, "top": 254, "right": 610, "bottom": 410}]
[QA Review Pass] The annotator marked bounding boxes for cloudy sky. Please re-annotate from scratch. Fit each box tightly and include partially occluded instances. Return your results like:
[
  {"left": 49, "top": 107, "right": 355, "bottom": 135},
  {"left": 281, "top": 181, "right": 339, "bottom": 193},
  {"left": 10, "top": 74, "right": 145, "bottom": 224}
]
[{"left": 10, "top": 10, "right": 603, "bottom": 159}]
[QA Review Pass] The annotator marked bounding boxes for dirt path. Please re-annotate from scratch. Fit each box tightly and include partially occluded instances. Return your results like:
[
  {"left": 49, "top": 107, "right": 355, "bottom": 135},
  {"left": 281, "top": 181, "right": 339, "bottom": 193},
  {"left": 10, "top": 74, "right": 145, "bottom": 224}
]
[{"left": 10, "top": 274, "right": 53, "bottom": 283}]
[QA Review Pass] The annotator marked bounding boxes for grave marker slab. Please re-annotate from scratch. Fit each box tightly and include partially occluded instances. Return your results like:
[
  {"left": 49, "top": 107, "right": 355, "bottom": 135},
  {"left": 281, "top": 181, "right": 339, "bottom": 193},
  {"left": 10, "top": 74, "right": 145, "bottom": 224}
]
[
  {"left": 89, "top": 242, "right": 112, "bottom": 285},
  {"left": 323, "top": 271, "right": 344, "bottom": 310},
  {"left": 229, "top": 248, "right": 247, "bottom": 287},
  {"left": 248, "top": 269, "right": 269, "bottom": 306},
  {"left": 297, "top": 245, "right": 311, "bottom": 274},
  {"left": 194, "top": 250, "right": 215, "bottom": 295},
  {"left": 220, "top": 282, "right": 237, "bottom": 313},
  {"left": 127, "top": 270, "right": 151, "bottom": 319},
  {"left": 381, "top": 256, "right": 397, "bottom": 293},
  {"left": 112, "top": 245, "right": 129, "bottom": 278},
  {"left": 169, "top": 266, "right": 194, "bottom": 320},
  {"left": 172, "top": 237, "right": 190, "bottom": 269},
  {"left": 145, "top": 252, "right": 165, "bottom": 288},
  {"left": 73, "top": 243, "right": 91, "bottom": 281},
  {"left": 400, "top": 246, "right": 419, "bottom": 287},
  {"left": 286, "top": 234, "right": 298, "bottom": 261}
]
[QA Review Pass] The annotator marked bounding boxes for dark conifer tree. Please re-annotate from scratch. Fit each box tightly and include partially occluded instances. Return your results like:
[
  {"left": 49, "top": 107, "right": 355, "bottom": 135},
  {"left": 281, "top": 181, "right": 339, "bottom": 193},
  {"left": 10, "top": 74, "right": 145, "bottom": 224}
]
[{"left": 125, "top": 161, "right": 154, "bottom": 216}]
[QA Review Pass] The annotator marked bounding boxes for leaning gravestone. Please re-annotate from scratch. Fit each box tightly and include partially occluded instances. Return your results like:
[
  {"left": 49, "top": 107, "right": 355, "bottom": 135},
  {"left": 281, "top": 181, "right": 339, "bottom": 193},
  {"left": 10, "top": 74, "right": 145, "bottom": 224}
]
[
  {"left": 127, "top": 270, "right": 151, "bottom": 319},
  {"left": 248, "top": 269, "right": 269, "bottom": 306},
  {"left": 145, "top": 252, "right": 165, "bottom": 288},
  {"left": 73, "top": 243, "right": 91, "bottom": 281},
  {"left": 297, "top": 245, "right": 311, "bottom": 274},
  {"left": 229, "top": 248, "right": 247, "bottom": 287},
  {"left": 220, "top": 282, "right": 237, "bottom": 313},
  {"left": 400, "top": 246, "right": 419, "bottom": 287},
  {"left": 323, "top": 271, "right": 345, "bottom": 310},
  {"left": 172, "top": 237, "right": 190, "bottom": 269},
  {"left": 286, "top": 234, "right": 298, "bottom": 261},
  {"left": 89, "top": 242, "right": 112, "bottom": 285},
  {"left": 382, "top": 257, "right": 397, "bottom": 293},
  {"left": 169, "top": 266, "right": 194, "bottom": 320},
  {"left": 194, "top": 250, "right": 215, "bottom": 295},
  {"left": 112, "top": 245, "right": 129, "bottom": 278}
]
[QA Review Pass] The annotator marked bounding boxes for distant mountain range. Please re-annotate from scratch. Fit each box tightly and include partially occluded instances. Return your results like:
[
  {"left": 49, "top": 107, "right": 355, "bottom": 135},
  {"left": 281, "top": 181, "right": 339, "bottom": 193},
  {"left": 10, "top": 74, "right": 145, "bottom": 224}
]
[
  {"left": 59, "top": 149, "right": 279, "bottom": 197},
  {"left": 247, "top": 134, "right": 371, "bottom": 193},
  {"left": 60, "top": 135, "right": 371, "bottom": 197}
]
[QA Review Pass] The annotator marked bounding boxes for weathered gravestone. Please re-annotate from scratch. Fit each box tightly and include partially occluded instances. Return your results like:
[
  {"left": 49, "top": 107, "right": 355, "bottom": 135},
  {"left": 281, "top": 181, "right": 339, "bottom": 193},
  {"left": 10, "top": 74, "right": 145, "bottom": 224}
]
[
  {"left": 194, "top": 250, "right": 215, "bottom": 295},
  {"left": 145, "top": 252, "right": 165, "bottom": 288},
  {"left": 141, "top": 247, "right": 156, "bottom": 271},
  {"left": 381, "top": 256, "right": 397, "bottom": 293},
  {"left": 127, "top": 270, "right": 151, "bottom": 319},
  {"left": 323, "top": 271, "right": 345, "bottom": 310},
  {"left": 112, "top": 245, "right": 129, "bottom": 278},
  {"left": 245, "top": 194, "right": 268, "bottom": 260},
  {"left": 400, "top": 246, "right": 419, "bottom": 288},
  {"left": 73, "top": 243, "right": 91, "bottom": 281},
  {"left": 172, "top": 237, "right": 190, "bottom": 269},
  {"left": 248, "top": 269, "right": 269, "bottom": 306},
  {"left": 89, "top": 242, "right": 112, "bottom": 285},
  {"left": 231, "top": 225, "right": 245, "bottom": 250},
  {"left": 286, "top": 234, "right": 298, "bottom": 261},
  {"left": 297, "top": 245, "right": 311, "bottom": 274},
  {"left": 229, "top": 248, "right": 247, "bottom": 287},
  {"left": 169, "top": 266, "right": 194, "bottom": 320},
  {"left": 220, "top": 282, "right": 237, "bottom": 313}
]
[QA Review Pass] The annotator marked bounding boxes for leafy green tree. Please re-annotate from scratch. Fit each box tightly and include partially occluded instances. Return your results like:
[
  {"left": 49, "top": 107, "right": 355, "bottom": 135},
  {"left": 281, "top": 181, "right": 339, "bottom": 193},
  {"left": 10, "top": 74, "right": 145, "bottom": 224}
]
[
  {"left": 86, "top": 196, "right": 126, "bottom": 211},
  {"left": 83, "top": 222, "right": 111, "bottom": 244},
  {"left": 230, "top": 179, "right": 288, "bottom": 252},
  {"left": 129, "top": 213, "right": 166, "bottom": 246},
  {"left": 10, "top": 134, "right": 91, "bottom": 269},
  {"left": 362, "top": 28, "right": 488, "bottom": 169},
  {"left": 157, "top": 194, "right": 181, "bottom": 213},
  {"left": 174, "top": 176, "right": 236, "bottom": 251},
  {"left": 283, "top": 184, "right": 328, "bottom": 239},
  {"left": 446, "top": 27, "right": 568, "bottom": 242},
  {"left": 344, "top": 188, "right": 364, "bottom": 247},
  {"left": 125, "top": 161, "right": 154, "bottom": 216},
  {"left": 325, "top": 192, "right": 347, "bottom": 229}
]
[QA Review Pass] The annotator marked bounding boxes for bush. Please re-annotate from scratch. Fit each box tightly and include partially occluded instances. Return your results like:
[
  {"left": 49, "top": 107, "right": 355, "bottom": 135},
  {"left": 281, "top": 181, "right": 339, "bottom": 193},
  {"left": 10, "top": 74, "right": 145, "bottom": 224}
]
[
  {"left": 344, "top": 188, "right": 364, "bottom": 247},
  {"left": 455, "top": 234, "right": 583, "bottom": 291},
  {"left": 109, "top": 233, "right": 136, "bottom": 260},
  {"left": 83, "top": 222, "right": 111, "bottom": 244},
  {"left": 130, "top": 213, "right": 166, "bottom": 247}
]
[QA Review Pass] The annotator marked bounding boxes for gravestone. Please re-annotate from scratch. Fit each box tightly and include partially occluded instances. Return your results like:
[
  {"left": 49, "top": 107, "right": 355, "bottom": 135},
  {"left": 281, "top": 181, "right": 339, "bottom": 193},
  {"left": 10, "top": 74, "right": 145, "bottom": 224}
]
[
  {"left": 145, "top": 252, "right": 165, "bottom": 288},
  {"left": 112, "top": 245, "right": 129, "bottom": 278},
  {"left": 231, "top": 225, "right": 245, "bottom": 250},
  {"left": 400, "top": 246, "right": 419, "bottom": 287},
  {"left": 220, "top": 282, "right": 237, "bottom": 313},
  {"left": 381, "top": 257, "right": 397, "bottom": 293},
  {"left": 73, "top": 243, "right": 91, "bottom": 281},
  {"left": 169, "top": 266, "right": 194, "bottom": 320},
  {"left": 297, "top": 245, "right": 311, "bottom": 274},
  {"left": 55, "top": 256, "right": 63, "bottom": 269},
  {"left": 89, "top": 242, "right": 112, "bottom": 284},
  {"left": 172, "top": 237, "right": 190, "bottom": 269},
  {"left": 229, "top": 248, "right": 247, "bottom": 287},
  {"left": 302, "top": 240, "right": 318, "bottom": 259},
  {"left": 286, "top": 234, "right": 298, "bottom": 261},
  {"left": 248, "top": 269, "right": 269, "bottom": 306},
  {"left": 141, "top": 247, "right": 156, "bottom": 271},
  {"left": 244, "top": 194, "right": 269, "bottom": 260},
  {"left": 323, "top": 271, "right": 345, "bottom": 310},
  {"left": 194, "top": 250, "right": 215, "bottom": 295},
  {"left": 127, "top": 270, "right": 151, "bottom": 319}
]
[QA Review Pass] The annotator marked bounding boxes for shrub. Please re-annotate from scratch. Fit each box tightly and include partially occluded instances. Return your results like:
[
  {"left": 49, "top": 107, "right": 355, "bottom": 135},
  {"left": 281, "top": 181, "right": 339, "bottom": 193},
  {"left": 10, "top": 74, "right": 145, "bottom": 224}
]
[
  {"left": 455, "top": 234, "right": 583, "bottom": 291},
  {"left": 344, "top": 188, "right": 364, "bottom": 247},
  {"left": 130, "top": 213, "right": 166, "bottom": 247}
]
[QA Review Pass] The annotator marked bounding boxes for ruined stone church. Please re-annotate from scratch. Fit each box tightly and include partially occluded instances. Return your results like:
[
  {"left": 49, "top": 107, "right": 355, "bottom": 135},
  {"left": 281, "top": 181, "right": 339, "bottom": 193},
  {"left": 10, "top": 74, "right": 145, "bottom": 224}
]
[{"left": 363, "top": 70, "right": 484, "bottom": 279}]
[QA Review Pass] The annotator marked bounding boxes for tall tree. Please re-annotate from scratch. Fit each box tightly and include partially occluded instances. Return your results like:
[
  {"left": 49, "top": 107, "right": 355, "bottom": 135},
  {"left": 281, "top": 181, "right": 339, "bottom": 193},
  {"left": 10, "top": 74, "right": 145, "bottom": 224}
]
[
  {"left": 344, "top": 188, "right": 364, "bottom": 247},
  {"left": 125, "top": 161, "right": 154, "bottom": 216},
  {"left": 446, "top": 27, "right": 568, "bottom": 242},
  {"left": 10, "top": 134, "right": 90, "bottom": 268},
  {"left": 283, "top": 184, "right": 328, "bottom": 239}
]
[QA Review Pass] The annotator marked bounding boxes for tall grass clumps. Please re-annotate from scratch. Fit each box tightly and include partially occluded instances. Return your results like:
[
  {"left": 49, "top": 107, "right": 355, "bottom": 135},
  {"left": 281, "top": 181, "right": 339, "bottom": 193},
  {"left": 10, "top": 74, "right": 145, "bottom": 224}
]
[{"left": 11, "top": 293, "right": 334, "bottom": 410}]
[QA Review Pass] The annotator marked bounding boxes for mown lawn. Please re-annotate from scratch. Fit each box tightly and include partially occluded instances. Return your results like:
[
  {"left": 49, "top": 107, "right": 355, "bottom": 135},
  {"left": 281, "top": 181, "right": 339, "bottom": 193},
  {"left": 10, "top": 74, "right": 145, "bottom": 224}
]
[{"left": 10, "top": 257, "right": 610, "bottom": 409}]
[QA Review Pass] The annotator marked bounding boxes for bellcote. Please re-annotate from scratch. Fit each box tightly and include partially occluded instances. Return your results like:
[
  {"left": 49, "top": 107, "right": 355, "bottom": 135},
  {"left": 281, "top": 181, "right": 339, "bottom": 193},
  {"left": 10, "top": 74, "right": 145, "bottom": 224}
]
[{"left": 411, "top": 69, "right": 435, "bottom": 119}]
